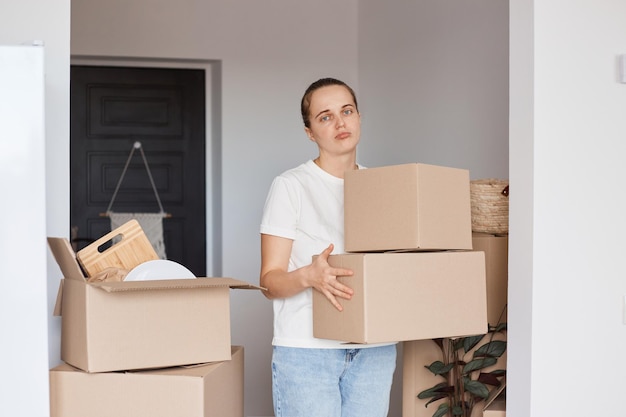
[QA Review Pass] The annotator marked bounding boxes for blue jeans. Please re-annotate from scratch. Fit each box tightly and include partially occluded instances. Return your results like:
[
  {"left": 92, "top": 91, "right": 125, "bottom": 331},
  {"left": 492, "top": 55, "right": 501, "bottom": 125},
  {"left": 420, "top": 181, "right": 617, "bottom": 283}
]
[{"left": 272, "top": 345, "right": 397, "bottom": 417}]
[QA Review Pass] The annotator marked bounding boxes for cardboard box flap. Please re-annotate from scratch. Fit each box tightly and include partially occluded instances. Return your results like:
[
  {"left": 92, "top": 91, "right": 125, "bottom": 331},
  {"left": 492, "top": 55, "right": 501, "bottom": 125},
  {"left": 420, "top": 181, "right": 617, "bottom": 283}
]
[
  {"left": 53, "top": 279, "right": 63, "bottom": 316},
  {"left": 94, "top": 277, "right": 263, "bottom": 293},
  {"left": 483, "top": 377, "right": 506, "bottom": 410},
  {"left": 47, "top": 236, "right": 264, "bottom": 292},
  {"left": 52, "top": 357, "right": 221, "bottom": 378},
  {"left": 47, "top": 237, "right": 86, "bottom": 281}
]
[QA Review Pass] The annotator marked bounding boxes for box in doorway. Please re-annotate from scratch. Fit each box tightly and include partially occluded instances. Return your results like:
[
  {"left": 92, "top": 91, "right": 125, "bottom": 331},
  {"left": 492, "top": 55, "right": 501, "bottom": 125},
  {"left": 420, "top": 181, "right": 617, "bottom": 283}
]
[{"left": 472, "top": 233, "right": 508, "bottom": 325}]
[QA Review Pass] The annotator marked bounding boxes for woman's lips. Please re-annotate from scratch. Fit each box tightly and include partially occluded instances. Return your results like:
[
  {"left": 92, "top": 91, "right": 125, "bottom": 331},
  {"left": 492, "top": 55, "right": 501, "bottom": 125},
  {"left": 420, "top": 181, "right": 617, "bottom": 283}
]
[{"left": 336, "top": 132, "right": 351, "bottom": 140}]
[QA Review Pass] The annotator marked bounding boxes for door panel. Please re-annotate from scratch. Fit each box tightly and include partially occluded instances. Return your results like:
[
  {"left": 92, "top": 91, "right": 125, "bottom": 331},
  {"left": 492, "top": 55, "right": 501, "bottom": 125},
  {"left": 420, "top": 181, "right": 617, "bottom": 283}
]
[{"left": 70, "top": 65, "right": 206, "bottom": 276}]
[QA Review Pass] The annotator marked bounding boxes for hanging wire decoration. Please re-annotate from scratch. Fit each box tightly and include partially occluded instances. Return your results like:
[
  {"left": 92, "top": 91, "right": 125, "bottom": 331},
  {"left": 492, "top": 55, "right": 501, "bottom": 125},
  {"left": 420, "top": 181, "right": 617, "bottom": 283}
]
[{"left": 102, "top": 141, "right": 170, "bottom": 259}]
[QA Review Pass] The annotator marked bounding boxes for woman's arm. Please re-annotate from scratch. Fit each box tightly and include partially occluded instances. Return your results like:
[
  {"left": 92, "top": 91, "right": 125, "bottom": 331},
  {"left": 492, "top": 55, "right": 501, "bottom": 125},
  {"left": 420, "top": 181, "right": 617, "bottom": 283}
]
[{"left": 260, "top": 234, "right": 354, "bottom": 311}]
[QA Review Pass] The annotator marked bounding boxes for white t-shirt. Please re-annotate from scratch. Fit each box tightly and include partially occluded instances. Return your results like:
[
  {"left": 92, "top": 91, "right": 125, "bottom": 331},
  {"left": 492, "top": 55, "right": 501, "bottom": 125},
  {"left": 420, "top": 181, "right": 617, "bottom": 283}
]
[{"left": 260, "top": 160, "right": 392, "bottom": 349}]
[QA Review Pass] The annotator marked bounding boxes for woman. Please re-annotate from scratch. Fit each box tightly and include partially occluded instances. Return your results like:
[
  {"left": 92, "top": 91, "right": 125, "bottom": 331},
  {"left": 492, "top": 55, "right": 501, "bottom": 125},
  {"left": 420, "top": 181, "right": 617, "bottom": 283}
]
[{"left": 259, "top": 77, "right": 397, "bottom": 417}]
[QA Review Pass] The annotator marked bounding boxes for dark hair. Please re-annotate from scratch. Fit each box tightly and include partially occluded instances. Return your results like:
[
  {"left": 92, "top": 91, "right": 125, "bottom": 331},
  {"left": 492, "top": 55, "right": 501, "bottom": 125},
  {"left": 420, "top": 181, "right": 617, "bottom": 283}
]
[{"left": 300, "top": 78, "right": 359, "bottom": 128}]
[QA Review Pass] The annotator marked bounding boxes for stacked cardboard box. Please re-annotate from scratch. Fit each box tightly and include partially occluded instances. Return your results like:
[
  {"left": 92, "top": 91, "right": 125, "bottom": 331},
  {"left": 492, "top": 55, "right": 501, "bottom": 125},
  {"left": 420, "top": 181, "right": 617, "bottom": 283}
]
[
  {"left": 309, "top": 162, "right": 503, "bottom": 416},
  {"left": 313, "top": 163, "right": 488, "bottom": 344},
  {"left": 402, "top": 233, "right": 508, "bottom": 417},
  {"left": 49, "top": 346, "right": 245, "bottom": 417},
  {"left": 47, "top": 221, "right": 260, "bottom": 417}
]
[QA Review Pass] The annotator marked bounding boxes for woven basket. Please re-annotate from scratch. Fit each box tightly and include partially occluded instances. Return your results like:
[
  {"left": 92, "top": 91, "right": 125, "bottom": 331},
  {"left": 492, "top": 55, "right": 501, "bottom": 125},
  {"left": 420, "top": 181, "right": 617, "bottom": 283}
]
[{"left": 470, "top": 179, "right": 509, "bottom": 234}]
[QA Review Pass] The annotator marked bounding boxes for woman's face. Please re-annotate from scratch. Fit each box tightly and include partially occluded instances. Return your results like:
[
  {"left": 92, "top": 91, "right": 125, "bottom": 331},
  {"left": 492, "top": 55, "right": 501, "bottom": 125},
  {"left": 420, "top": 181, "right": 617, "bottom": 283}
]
[{"left": 304, "top": 85, "right": 361, "bottom": 158}]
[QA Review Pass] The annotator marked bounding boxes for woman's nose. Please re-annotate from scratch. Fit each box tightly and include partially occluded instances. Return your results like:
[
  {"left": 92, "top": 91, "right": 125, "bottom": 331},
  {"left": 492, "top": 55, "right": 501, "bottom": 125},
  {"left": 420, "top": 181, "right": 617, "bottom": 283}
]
[{"left": 336, "top": 115, "right": 345, "bottom": 128}]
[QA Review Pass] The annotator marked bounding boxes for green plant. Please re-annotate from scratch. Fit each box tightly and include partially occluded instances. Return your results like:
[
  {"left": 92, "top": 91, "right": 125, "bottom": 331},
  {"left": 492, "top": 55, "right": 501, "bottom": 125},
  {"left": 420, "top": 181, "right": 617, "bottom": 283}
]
[{"left": 417, "top": 322, "right": 507, "bottom": 417}]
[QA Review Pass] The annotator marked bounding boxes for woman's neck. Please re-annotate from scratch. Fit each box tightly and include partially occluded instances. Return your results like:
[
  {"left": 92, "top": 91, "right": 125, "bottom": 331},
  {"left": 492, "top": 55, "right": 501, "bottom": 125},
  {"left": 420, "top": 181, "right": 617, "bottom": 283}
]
[{"left": 313, "top": 156, "right": 358, "bottom": 179}]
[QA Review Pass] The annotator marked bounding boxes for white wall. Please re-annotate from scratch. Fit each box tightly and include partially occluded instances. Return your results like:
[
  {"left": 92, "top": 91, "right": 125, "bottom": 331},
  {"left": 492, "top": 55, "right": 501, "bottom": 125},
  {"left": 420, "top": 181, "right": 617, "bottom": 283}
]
[
  {"left": 0, "top": 2, "right": 71, "bottom": 417},
  {"left": 509, "top": 0, "right": 626, "bottom": 415},
  {"left": 508, "top": 0, "right": 533, "bottom": 415}
]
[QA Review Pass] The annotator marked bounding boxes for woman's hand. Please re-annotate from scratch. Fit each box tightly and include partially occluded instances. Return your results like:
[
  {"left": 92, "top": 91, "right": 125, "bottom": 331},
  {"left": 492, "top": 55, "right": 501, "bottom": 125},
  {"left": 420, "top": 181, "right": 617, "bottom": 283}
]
[
  {"left": 260, "top": 235, "right": 353, "bottom": 311},
  {"left": 308, "top": 243, "right": 354, "bottom": 311}
]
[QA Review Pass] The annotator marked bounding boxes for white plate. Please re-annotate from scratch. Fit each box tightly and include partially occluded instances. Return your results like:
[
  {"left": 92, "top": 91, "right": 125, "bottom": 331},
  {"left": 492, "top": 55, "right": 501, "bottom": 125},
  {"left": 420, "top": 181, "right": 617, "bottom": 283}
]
[{"left": 124, "top": 259, "right": 196, "bottom": 281}]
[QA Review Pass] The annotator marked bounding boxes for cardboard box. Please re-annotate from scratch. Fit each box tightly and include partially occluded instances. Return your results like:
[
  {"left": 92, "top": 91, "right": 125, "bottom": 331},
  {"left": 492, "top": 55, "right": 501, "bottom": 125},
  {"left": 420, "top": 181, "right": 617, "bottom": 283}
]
[
  {"left": 484, "top": 401, "right": 506, "bottom": 416},
  {"left": 49, "top": 346, "right": 244, "bottom": 417},
  {"left": 48, "top": 237, "right": 260, "bottom": 373},
  {"left": 402, "top": 339, "right": 506, "bottom": 417},
  {"left": 483, "top": 381, "right": 506, "bottom": 417},
  {"left": 402, "top": 339, "right": 448, "bottom": 417},
  {"left": 344, "top": 163, "right": 472, "bottom": 252},
  {"left": 313, "top": 251, "right": 487, "bottom": 344},
  {"left": 402, "top": 236, "right": 508, "bottom": 417},
  {"left": 472, "top": 233, "right": 508, "bottom": 325}
]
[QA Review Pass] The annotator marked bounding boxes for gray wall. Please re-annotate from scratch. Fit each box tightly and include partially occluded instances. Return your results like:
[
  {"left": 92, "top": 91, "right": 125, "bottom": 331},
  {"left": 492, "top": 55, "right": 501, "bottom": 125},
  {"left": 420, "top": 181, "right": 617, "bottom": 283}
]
[{"left": 357, "top": 0, "right": 509, "bottom": 179}]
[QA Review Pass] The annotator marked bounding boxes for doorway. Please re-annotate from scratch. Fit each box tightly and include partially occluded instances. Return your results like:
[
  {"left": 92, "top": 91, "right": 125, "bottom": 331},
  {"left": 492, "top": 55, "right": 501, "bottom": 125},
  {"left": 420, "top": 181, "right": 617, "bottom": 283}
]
[{"left": 70, "top": 60, "right": 217, "bottom": 276}]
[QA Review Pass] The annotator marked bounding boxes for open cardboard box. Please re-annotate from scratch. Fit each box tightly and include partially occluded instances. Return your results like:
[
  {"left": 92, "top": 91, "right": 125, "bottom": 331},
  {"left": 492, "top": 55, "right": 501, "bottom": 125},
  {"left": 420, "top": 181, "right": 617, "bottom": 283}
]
[
  {"left": 344, "top": 163, "right": 472, "bottom": 252},
  {"left": 50, "top": 345, "right": 244, "bottom": 417},
  {"left": 313, "top": 250, "right": 487, "bottom": 344},
  {"left": 48, "top": 237, "right": 261, "bottom": 373}
]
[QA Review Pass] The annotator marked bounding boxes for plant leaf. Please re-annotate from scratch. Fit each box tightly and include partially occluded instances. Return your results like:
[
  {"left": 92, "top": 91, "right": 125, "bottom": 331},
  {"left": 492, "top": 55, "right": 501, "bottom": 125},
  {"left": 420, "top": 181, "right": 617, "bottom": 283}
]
[
  {"left": 463, "top": 335, "right": 485, "bottom": 353},
  {"left": 424, "top": 394, "right": 448, "bottom": 407},
  {"left": 463, "top": 378, "right": 490, "bottom": 399},
  {"left": 426, "top": 361, "right": 454, "bottom": 376},
  {"left": 451, "top": 405, "right": 465, "bottom": 415},
  {"left": 418, "top": 382, "right": 451, "bottom": 399},
  {"left": 463, "top": 357, "right": 497, "bottom": 374},
  {"left": 477, "top": 372, "right": 502, "bottom": 386},
  {"left": 474, "top": 340, "right": 507, "bottom": 358},
  {"left": 433, "top": 403, "right": 450, "bottom": 417},
  {"left": 488, "top": 369, "right": 507, "bottom": 377},
  {"left": 452, "top": 338, "right": 465, "bottom": 351}
]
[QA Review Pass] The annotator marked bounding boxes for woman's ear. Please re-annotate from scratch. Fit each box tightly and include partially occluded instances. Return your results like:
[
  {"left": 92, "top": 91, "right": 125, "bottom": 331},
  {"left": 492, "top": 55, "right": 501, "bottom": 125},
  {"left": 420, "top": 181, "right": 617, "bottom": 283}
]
[{"left": 304, "top": 127, "right": 315, "bottom": 142}]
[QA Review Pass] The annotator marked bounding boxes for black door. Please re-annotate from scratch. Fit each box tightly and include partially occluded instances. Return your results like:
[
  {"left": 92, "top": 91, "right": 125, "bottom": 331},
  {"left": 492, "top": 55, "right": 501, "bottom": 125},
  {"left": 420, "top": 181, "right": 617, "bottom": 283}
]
[{"left": 70, "top": 65, "right": 207, "bottom": 276}]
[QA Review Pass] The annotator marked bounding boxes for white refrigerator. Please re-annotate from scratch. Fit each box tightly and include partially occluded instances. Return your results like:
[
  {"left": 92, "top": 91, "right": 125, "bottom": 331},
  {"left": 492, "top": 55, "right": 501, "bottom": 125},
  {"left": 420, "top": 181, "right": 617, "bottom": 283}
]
[{"left": 0, "top": 44, "right": 50, "bottom": 417}]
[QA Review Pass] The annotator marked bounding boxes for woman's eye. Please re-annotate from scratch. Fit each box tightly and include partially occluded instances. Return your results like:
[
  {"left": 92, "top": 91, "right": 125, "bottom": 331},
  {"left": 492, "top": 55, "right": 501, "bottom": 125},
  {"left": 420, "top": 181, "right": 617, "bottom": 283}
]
[
  {"left": 321, "top": 115, "right": 331, "bottom": 122},
  {"left": 343, "top": 109, "right": 353, "bottom": 116}
]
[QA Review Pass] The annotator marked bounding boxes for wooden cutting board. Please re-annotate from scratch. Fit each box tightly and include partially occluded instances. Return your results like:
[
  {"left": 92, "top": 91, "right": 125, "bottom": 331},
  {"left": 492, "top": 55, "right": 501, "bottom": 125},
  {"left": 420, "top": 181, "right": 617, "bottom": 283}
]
[{"left": 76, "top": 219, "right": 159, "bottom": 277}]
